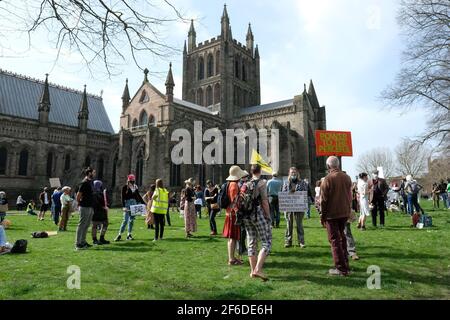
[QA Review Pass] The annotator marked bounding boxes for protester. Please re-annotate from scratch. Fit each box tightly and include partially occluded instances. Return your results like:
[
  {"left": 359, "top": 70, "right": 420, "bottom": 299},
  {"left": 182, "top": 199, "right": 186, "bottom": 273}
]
[
  {"left": 304, "top": 179, "right": 314, "bottom": 219},
  {"left": 267, "top": 172, "right": 282, "bottom": 228},
  {"left": 26, "top": 200, "right": 37, "bottom": 216},
  {"left": 237, "top": 171, "right": 249, "bottom": 259},
  {"left": 223, "top": 166, "right": 245, "bottom": 266},
  {"left": 314, "top": 180, "right": 322, "bottom": 212},
  {"left": 143, "top": 185, "right": 156, "bottom": 229},
  {"left": 169, "top": 191, "right": 177, "bottom": 212},
  {"left": 405, "top": 175, "right": 424, "bottom": 215},
  {"left": 370, "top": 170, "right": 389, "bottom": 227},
  {"left": 179, "top": 188, "right": 186, "bottom": 218},
  {"left": 194, "top": 185, "right": 204, "bottom": 219},
  {"left": 320, "top": 156, "right": 352, "bottom": 276},
  {"left": 0, "top": 222, "right": 11, "bottom": 255},
  {"left": 51, "top": 187, "right": 63, "bottom": 226},
  {"left": 38, "top": 187, "right": 51, "bottom": 221},
  {"left": 150, "top": 179, "right": 169, "bottom": 241},
  {"left": 351, "top": 181, "right": 359, "bottom": 213},
  {"left": 399, "top": 178, "right": 409, "bottom": 214},
  {"left": 59, "top": 186, "right": 73, "bottom": 231},
  {"left": 431, "top": 183, "right": 440, "bottom": 209},
  {"left": 243, "top": 164, "right": 272, "bottom": 281},
  {"left": 439, "top": 179, "right": 448, "bottom": 209},
  {"left": 115, "top": 174, "right": 145, "bottom": 241},
  {"left": 282, "top": 167, "right": 309, "bottom": 248},
  {"left": 357, "top": 173, "right": 370, "bottom": 230},
  {"left": 204, "top": 180, "right": 219, "bottom": 235},
  {"left": 75, "top": 167, "right": 95, "bottom": 250},
  {"left": 447, "top": 179, "right": 450, "bottom": 209},
  {"left": 0, "top": 191, "right": 8, "bottom": 223},
  {"left": 92, "top": 180, "right": 110, "bottom": 245},
  {"left": 16, "top": 195, "right": 26, "bottom": 211},
  {"left": 184, "top": 178, "right": 197, "bottom": 238}
]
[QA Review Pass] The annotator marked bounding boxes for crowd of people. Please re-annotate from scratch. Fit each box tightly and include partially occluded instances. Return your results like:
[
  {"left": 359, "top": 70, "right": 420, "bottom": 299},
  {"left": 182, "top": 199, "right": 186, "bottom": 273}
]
[{"left": 1, "top": 159, "right": 449, "bottom": 279}]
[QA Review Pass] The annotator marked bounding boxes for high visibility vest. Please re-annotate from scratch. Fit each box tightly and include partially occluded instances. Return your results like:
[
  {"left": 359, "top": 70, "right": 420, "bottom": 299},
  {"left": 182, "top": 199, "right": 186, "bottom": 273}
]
[{"left": 151, "top": 188, "right": 169, "bottom": 214}]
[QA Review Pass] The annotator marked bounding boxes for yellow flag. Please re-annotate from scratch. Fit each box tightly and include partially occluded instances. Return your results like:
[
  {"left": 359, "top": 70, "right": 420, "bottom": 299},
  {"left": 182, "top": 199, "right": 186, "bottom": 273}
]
[{"left": 250, "top": 149, "right": 273, "bottom": 175}]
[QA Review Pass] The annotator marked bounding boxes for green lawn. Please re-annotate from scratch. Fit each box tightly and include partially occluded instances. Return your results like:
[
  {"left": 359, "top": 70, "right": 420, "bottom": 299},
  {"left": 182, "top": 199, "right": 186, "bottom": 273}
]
[{"left": 1, "top": 201, "right": 449, "bottom": 300}]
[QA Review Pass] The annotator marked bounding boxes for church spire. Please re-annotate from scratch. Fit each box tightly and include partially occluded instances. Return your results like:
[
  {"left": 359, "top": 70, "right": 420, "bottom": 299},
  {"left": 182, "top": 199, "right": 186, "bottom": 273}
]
[
  {"left": 78, "top": 85, "right": 89, "bottom": 131},
  {"left": 183, "top": 40, "right": 187, "bottom": 55},
  {"left": 308, "top": 80, "right": 320, "bottom": 109},
  {"left": 188, "top": 19, "right": 196, "bottom": 52},
  {"left": 38, "top": 73, "right": 51, "bottom": 112},
  {"left": 246, "top": 23, "right": 254, "bottom": 53},
  {"left": 165, "top": 62, "right": 175, "bottom": 103},
  {"left": 121, "top": 79, "right": 130, "bottom": 114},
  {"left": 255, "top": 44, "right": 260, "bottom": 59},
  {"left": 221, "top": 4, "right": 231, "bottom": 41}
]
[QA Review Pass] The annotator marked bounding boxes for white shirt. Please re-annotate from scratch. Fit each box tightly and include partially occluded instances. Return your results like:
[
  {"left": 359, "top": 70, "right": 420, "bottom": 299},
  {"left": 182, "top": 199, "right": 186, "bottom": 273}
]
[
  {"left": 357, "top": 179, "right": 368, "bottom": 197},
  {"left": 44, "top": 193, "right": 49, "bottom": 204}
]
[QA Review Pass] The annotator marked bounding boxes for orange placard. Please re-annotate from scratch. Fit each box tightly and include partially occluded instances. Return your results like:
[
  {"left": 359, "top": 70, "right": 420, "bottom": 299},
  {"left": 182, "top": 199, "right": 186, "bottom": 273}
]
[{"left": 315, "top": 130, "right": 353, "bottom": 157}]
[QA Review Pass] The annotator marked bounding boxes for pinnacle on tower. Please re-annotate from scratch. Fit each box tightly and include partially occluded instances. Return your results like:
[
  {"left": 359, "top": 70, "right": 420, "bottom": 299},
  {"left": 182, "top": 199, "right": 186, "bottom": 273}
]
[
  {"left": 121, "top": 79, "right": 130, "bottom": 113},
  {"left": 143, "top": 68, "right": 149, "bottom": 84},
  {"left": 78, "top": 85, "right": 89, "bottom": 120},
  {"left": 38, "top": 73, "right": 51, "bottom": 112},
  {"left": 165, "top": 62, "right": 175, "bottom": 103}
]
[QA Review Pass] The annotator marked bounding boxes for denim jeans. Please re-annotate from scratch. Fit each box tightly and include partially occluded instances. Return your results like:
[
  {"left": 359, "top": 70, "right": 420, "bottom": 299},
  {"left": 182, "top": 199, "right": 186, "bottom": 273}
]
[
  {"left": 269, "top": 196, "right": 280, "bottom": 227},
  {"left": 119, "top": 199, "right": 137, "bottom": 235},
  {"left": 407, "top": 194, "right": 424, "bottom": 215},
  {"left": 53, "top": 206, "right": 61, "bottom": 225},
  {"left": 0, "top": 225, "right": 7, "bottom": 246},
  {"left": 441, "top": 192, "right": 449, "bottom": 209}
]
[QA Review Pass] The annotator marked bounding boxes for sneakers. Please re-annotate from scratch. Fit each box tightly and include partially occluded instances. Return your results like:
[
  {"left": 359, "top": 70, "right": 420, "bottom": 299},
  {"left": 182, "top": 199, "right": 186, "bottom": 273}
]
[
  {"left": 284, "top": 243, "right": 292, "bottom": 248},
  {"left": 126, "top": 234, "right": 134, "bottom": 240},
  {"left": 298, "top": 244, "right": 306, "bottom": 249},
  {"left": 328, "top": 268, "right": 349, "bottom": 276},
  {"left": 93, "top": 238, "right": 101, "bottom": 246},
  {"left": 99, "top": 236, "right": 110, "bottom": 245},
  {"left": 114, "top": 235, "right": 122, "bottom": 242},
  {"left": 351, "top": 254, "right": 360, "bottom": 261},
  {"left": 75, "top": 244, "right": 89, "bottom": 251}
]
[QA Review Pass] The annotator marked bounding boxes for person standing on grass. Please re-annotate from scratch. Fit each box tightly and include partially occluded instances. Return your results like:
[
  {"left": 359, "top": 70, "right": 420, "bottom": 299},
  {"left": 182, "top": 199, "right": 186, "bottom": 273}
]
[
  {"left": 75, "top": 167, "right": 95, "bottom": 250},
  {"left": 244, "top": 164, "right": 272, "bottom": 281},
  {"left": 194, "top": 185, "right": 204, "bottom": 219},
  {"left": 223, "top": 165, "right": 245, "bottom": 266},
  {"left": 405, "top": 175, "right": 424, "bottom": 215},
  {"left": 357, "top": 173, "right": 370, "bottom": 230},
  {"left": 51, "top": 187, "right": 63, "bottom": 226},
  {"left": 38, "top": 187, "right": 51, "bottom": 221},
  {"left": 184, "top": 178, "right": 197, "bottom": 238},
  {"left": 267, "top": 172, "right": 282, "bottom": 228},
  {"left": 447, "top": 179, "right": 450, "bottom": 209},
  {"left": 399, "top": 178, "right": 409, "bottom": 214},
  {"left": 370, "top": 170, "right": 389, "bottom": 227},
  {"left": 59, "top": 187, "right": 73, "bottom": 231},
  {"left": 237, "top": 170, "right": 250, "bottom": 259},
  {"left": 320, "top": 156, "right": 352, "bottom": 276},
  {"left": 150, "top": 179, "right": 169, "bottom": 242},
  {"left": 143, "top": 185, "right": 156, "bottom": 230},
  {"left": 92, "top": 180, "right": 110, "bottom": 245},
  {"left": 283, "top": 167, "right": 309, "bottom": 248},
  {"left": 0, "top": 191, "right": 8, "bottom": 223},
  {"left": 432, "top": 183, "right": 440, "bottom": 209},
  {"left": 204, "top": 180, "right": 219, "bottom": 236},
  {"left": 115, "top": 174, "right": 145, "bottom": 241},
  {"left": 439, "top": 179, "right": 448, "bottom": 209}
]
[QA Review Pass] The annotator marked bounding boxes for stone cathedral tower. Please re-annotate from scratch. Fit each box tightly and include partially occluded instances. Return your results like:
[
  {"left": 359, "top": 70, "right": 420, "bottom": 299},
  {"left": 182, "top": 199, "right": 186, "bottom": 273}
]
[{"left": 182, "top": 5, "right": 261, "bottom": 120}]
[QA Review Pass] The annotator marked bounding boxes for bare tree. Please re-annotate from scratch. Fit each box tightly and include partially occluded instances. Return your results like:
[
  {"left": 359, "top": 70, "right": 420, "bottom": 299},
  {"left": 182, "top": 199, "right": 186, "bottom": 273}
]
[
  {"left": 395, "top": 139, "right": 431, "bottom": 177},
  {"left": 0, "top": 0, "right": 187, "bottom": 76},
  {"left": 356, "top": 148, "right": 396, "bottom": 178},
  {"left": 381, "top": 0, "right": 450, "bottom": 150}
]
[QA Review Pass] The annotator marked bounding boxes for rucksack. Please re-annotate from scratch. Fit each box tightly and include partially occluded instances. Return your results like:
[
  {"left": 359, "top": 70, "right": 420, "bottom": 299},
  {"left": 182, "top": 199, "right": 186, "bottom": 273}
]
[
  {"left": 31, "top": 231, "right": 48, "bottom": 238},
  {"left": 218, "top": 182, "right": 230, "bottom": 209},
  {"left": 409, "top": 181, "right": 420, "bottom": 195},
  {"left": 10, "top": 239, "right": 27, "bottom": 254},
  {"left": 235, "top": 179, "right": 261, "bottom": 225},
  {"left": 421, "top": 214, "right": 433, "bottom": 227}
]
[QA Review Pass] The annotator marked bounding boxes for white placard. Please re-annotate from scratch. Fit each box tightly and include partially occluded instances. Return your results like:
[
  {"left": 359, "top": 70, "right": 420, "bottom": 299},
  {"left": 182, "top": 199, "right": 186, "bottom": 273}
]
[
  {"left": 49, "top": 178, "right": 61, "bottom": 188},
  {"left": 377, "top": 166, "right": 385, "bottom": 179},
  {"left": 278, "top": 191, "right": 309, "bottom": 212},
  {"left": 130, "top": 204, "right": 147, "bottom": 216}
]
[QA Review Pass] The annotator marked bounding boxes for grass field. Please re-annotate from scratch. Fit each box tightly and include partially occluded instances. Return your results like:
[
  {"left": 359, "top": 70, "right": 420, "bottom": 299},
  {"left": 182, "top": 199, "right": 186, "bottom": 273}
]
[{"left": 1, "top": 201, "right": 449, "bottom": 300}]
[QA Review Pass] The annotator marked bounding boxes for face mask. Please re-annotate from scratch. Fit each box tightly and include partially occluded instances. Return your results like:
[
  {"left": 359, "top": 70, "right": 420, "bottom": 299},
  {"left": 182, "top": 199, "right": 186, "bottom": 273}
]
[{"left": 291, "top": 175, "right": 298, "bottom": 181}]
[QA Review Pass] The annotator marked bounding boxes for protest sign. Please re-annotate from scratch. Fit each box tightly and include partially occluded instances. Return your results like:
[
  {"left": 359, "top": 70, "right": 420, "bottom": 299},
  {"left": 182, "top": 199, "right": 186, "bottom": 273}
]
[
  {"left": 49, "top": 178, "right": 61, "bottom": 188},
  {"left": 278, "top": 191, "right": 309, "bottom": 212},
  {"left": 315, "top": 130, "right": 353, "bottom": 157},
  {"left": 130, "top": 204, "right": 147, "bottom": 216}
]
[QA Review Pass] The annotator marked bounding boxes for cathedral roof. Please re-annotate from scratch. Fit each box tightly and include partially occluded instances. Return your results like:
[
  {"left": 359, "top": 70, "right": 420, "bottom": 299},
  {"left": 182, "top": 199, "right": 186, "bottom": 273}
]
[
  {"left": 173, "top": 98, "right": 219, "bottom": 115},
  {"left": 0, "top": 69, "right": 114, "bottom": 134},
  {"left": 239, "top": 99, "right": 294, "bottom": 116}
]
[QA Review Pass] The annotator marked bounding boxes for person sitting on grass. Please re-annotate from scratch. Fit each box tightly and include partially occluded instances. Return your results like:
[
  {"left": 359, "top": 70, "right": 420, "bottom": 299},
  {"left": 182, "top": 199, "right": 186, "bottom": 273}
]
[
  {"left": 150, "top": 179, "right": 169, "bottom": 242},
  {"left": 0, "top": 221, "right": 11, "bottom": 255},
  {"left": 92, "top": 180, "right": 110, "bottom": 245},
  {"left": 0, "top": 191, "right": 8, "bottom": 223},
  {"left": 59, "top": 187, "right": 73, "bottom": 231},
  {"left": 26, "top": 200, "right": 37, "bottom": 216}
]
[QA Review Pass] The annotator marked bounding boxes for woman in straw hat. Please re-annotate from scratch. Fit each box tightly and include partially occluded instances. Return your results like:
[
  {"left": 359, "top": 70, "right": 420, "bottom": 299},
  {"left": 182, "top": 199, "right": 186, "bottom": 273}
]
[
  {"left": 223, "top": 165, "right": 247, "bottom": 266},
  {"left": 184, "top": 178, "right": 197, "bottom": 238}
]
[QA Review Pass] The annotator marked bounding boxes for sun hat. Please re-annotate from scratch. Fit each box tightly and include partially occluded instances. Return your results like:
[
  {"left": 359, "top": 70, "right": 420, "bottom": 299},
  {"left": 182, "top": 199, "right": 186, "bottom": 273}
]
[
  {"left": 62, "top": 186, "right": 71, "bottom": 192},
  {"left": 226, "top": 165, "right": 247, "bottom": 181},
  {"left": 184, "top": 178, "right": 195, "bottom": 185}
]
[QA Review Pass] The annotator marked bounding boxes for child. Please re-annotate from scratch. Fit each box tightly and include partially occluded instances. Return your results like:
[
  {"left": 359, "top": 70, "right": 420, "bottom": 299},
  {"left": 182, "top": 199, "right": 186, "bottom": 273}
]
[
  {"left": 0, "top": 191, "right": 8, "bottom": 223},
  {"left": 26, "top": 200, "right": 37, "bottom": 216},
  {"left": 92, "top": 180, "right": 110, "bottom": 245},
  {"left": 59, "top": 187, "right": 73, "bottom": 231}
]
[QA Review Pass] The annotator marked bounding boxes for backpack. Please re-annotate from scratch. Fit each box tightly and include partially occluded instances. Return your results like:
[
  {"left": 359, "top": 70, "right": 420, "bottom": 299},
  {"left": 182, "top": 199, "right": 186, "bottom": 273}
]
[
  {"left": 10, "top": 239, "right": 27, "bottom": 254},
  {"left": 421, "top": 214, "right": 433, "bottom": 227},
  {"left": 408, "top": 181, "right": 420, "bottom": 195},
  {"left": 218, "top": 182, "right": 230, "bottom": 209},
  {"left": 235, "top": 179, "right": 261, "bottom": 225},
  {"left": 31, "top": 231, "right": 48, "bottom": 238}
]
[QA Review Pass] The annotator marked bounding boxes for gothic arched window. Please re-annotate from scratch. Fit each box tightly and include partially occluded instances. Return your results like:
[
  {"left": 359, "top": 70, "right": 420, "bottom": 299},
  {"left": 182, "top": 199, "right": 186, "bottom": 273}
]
[
  {"left": 64, "top": 154, "right": 71, "bottom": 171},
  {"left": 149, "top": 114, "right": 156, "bottom": 127},
  {"left": 139, "top": 90, "right": 149, "bottom": 103},
  {"left": 235, "top": 57, "right": 240, "bottom": 79},
  {"left": 139, "top": 110, "right": 148, "bottom": 126},
  {"left": 215, "top": 50, "right": 220, "bottom": 75},
  {"left": 0, "top": 147, "right": 7, "bottom": 175},
  {"left": 198, "top": 57, "right": 205, "bottom": 80},
  {"left": 111, "top": 153, "right": 118, "bottom": 188},
  {"left": 18, "top": 149, "right": 29, "bottom": 176},
  {"left": 207, "top": 54, "right": 214, "bottom": 77},
  {"left": 206, "top": 86, "right": 213, "bottom": 106},
  {"left": 135, "top": 149, "right": 144, "bottom": 187},
  {"left": 84, "top": 155, "right": 91, "bottom": 168},
  {"left": 214, "top": 83, "right": 221, "bottom": 104},
  {"left": 132, "top": 119, "right": 138, "bottom": 128},
  {"left": 242, "top": 63, "right": 247, "bottom": 82},
  {"left": 97, "top": 157, "right": 104, "bottom": 180},
  {"left": 46, "top": 152, "right": 54, "bottom": 177},
  {"left": 197, "top": 88, "right": 204, "bottom": 106}
]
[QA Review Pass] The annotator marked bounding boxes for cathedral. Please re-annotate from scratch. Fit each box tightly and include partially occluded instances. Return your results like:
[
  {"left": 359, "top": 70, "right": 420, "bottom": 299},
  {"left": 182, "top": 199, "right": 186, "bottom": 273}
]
[{"left": 0, "top": 5, "right": 327, "bottom": 206}]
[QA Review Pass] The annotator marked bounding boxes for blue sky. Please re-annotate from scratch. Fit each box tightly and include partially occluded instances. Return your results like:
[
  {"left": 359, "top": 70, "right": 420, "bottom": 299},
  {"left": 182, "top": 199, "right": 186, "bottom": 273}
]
[{"left": 0, "top": 0, "right": 427, "bottom": 178}]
